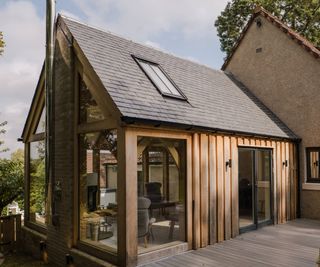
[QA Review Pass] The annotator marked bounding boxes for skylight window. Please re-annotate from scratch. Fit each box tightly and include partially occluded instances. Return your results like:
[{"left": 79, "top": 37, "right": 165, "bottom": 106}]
[{"left": 134, "top": 57, "right": 186, "bottom": 100}]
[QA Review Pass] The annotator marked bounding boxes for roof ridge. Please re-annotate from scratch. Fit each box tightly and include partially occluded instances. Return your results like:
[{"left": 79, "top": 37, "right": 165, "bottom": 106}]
[
  {"left": 59, "top": 13, "right": 223, "bottom": 74},
  {"left": 57, "top": 13, "right": 297, "bottom": 140},
  {"left": 222, "top": 6, "right": 320, "bottom": 70}
]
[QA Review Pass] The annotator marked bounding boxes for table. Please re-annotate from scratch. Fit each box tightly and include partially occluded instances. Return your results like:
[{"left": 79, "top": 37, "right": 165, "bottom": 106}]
[{"left": 149, "top": 201, "right": 176, "bottom": 216}]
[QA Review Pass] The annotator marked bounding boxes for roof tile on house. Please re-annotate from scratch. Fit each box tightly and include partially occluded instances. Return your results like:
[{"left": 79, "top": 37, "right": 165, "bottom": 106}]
[{"left": 61, "top": 15, "right": 298, "bottom": 140}]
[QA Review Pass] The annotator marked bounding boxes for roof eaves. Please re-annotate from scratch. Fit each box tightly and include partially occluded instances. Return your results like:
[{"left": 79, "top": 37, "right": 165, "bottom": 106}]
[
  {"left": 21, "top": 63, "right": 45, "bottom": 141},
  {"left": 121, "top": 116, "right": 300, "bottom": 142}
]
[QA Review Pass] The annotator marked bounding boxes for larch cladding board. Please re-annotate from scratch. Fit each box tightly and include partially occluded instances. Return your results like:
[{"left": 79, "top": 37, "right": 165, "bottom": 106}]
[{"left": 193, "top": 133, "right": 297, "bottom": 247}]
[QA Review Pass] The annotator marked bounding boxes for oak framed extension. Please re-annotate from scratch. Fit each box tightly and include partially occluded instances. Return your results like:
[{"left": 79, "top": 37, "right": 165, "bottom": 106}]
[{"left": 20, "top": 14, "right": 301, "bottom": 267}]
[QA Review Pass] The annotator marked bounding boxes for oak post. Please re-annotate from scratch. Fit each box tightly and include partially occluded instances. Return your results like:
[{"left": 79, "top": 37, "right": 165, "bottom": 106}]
[{"left": 117, "top": 127, "right": 137, "bottom": 267}]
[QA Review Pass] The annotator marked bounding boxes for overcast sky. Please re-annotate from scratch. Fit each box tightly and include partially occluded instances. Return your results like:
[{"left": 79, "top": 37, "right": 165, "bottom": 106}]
[{"left": 0, "top": 0, "right": 229, "bottom": 158}]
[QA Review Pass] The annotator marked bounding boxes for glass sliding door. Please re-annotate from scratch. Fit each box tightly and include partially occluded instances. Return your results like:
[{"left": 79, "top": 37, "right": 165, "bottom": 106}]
[
  {"left": 137, "top": 137, "right": 186, "bottom": 254},
  {"left": 239, "top": 150, "right": 255, "bottom": 228},
  {"left": 239, "top": 148, "right": 273, "bottom": 232},
  {"left": 256, "top": 150, "right": 272, "bottom": 223}
]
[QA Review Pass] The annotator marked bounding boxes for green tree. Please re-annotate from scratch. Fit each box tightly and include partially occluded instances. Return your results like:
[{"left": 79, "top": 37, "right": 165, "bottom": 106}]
[
  {"left": 11, "top": 148, "right": 24, "bottom": 162},
  {"left": 215, "top": 0, "right": 320, "bottom": 57},
  {"left": 0, "top": 31, "right": 4, "bottom": 55},
  {"left": 0, "top": 120, "right": 24, "bottom": 215},
  {"left": 29, "top": 141, "right": 46, "bottom": 219},
  {"left": 0, "top": 156, "right": 24, "bottom": 215}
]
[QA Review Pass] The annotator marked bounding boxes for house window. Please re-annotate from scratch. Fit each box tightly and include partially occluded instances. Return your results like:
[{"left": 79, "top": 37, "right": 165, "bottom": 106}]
[
  {"left": 79, "top": 79, "right": 105, "bottom": 123},
  {"left": 134, "top": 57, "right": 186, "bottom": 100},
  {"left": 27, "top": 105, "right": 47, "bottom": 228},
  {"left": 306, "top": 148, "right": 320, "bottom": 183},
  {"left": 137, "top": 137, "right": 186, "bottom": 253},
  {"left": 35, "top": 108, "right": 46, "bottom": 134},
  {"left": 78, "top": 77, "right": 118, "bottom": 254},
  {"left": 79, "top": 130, "right": 118, "bottom": 253},
  {"left": 29, "top": 140, "right": 46, "bottom": 225}
]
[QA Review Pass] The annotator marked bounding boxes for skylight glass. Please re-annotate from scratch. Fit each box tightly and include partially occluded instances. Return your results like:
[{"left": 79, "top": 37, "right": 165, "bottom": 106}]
[{"left": 135, "top": 58, "right": 186, "bottom": 99}]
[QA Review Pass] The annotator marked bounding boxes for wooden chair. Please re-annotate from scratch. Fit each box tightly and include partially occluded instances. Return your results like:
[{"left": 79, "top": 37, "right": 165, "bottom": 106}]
[{"left": 145, "top": 182, "right": 163, "bottom": 203}]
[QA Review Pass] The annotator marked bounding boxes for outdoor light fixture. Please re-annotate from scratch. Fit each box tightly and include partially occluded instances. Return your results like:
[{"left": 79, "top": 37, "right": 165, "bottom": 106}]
[
  {"left": 40, "top": 241, "right": 48, "bottom": 263},
  {"left": 283, "top": 160, "right": 288, "bottom": 167},
  {"left": 39, "top": 241, "right": 46, "bottom": 251},
  {"left": 226, "top": 159, "right": 232, "bottom": 169},
  {"left": 66, "top": 254, "right": 73, "bottom": 265}
]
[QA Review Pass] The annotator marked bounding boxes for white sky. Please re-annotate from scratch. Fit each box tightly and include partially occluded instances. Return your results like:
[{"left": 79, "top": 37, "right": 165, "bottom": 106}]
[{"left": 0, "top": 0, "right": 229, "bottom": 158}]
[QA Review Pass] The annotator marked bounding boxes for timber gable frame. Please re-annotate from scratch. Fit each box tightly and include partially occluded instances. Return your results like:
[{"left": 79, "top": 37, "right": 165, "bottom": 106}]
[
  {"left": 21, "top": 13, "right": 301, "bottom": 267},
  {"left": 21, "top": 64, "right": 47, "bottom": 235},
  {"left": 21, "top": 65, "right": 46, "bottom": 143}
]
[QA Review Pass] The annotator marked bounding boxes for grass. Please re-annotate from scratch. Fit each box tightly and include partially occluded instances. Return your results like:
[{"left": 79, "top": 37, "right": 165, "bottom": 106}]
[{"left": 1, "top": 253, "right": 49, "bottom": 267}]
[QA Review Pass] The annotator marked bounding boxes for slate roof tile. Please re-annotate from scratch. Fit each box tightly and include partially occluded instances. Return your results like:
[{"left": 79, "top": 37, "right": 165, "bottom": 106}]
[{"left": 62, "top": 16, "right": 298, "bottom": 139}]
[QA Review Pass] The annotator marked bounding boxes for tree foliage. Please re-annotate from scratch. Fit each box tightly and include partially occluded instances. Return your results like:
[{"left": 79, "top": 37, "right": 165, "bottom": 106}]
[
  {"left": 215, "top": 0, "right": 320, "bottom": 57},
  {"left": 0, "top": 31, "right": 4, "bottom": 55},
  {"left": 29, "top": 141, "right": 46, "bottom": 218},
  {"left": 0, "top": 121, "right": 24, "bottom": 215},
  {"left": 0, "top": 120, "right": 9, "bottom": 153},
  {"left": 0, "top": 156, "right": 24, "bottom": 215}
]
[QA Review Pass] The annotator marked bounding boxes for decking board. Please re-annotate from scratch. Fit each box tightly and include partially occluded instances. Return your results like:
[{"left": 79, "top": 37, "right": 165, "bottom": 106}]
[{"left": 141, "top": 219, "right": 320, "bottom": 267}]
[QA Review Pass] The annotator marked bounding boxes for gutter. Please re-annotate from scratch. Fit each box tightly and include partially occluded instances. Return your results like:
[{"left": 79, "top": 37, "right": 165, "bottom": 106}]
[{"left": 121, "top": 116, "right": 301, "bottom": 142}]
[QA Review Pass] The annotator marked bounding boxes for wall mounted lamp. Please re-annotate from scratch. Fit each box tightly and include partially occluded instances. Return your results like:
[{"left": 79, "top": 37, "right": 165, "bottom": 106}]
[
  {"left": 40, "top": 241, "right": 46, "bottom": 251},
  {"left": 66, "top": 254, "right": 73, "bottom": 265},
  {"left": 226, "top": 159, "right": 232, "bottom": 169}
]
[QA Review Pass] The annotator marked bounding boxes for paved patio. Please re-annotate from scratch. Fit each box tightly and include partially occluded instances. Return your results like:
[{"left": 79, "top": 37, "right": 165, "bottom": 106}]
[{"left": 142, "top": 219, "right": 320, "bottom": 267}]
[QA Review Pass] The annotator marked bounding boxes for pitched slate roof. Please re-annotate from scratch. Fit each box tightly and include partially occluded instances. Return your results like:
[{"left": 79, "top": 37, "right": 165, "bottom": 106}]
[
  {"left": 62, "top": 15, "right": 297, "bottom": 140},
  {"left": 222, "top": 6, "right": 320, "bottom": 70}
]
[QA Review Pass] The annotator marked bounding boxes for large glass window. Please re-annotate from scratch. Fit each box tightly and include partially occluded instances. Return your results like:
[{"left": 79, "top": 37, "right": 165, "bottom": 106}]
[
  {"left": 137, "top": 137, "right": 186, "bottom": 253},
  {"left": 29, "top": 140, "right": 46, "bottom": 225},
  {"left": 79, "top": 130, "right": 118, "bottom": 253},
  {"left": 306, "top": 148, "right": 320, "bottom": 183},
  {"left": 79, "top": 80, "right": 105, "bottom": 123},
  {"left": 239, "top": 148, "right": 272, "bottom": 230},
  {"left": 35, "top": 108, "right": 45, "bottom": 134}
]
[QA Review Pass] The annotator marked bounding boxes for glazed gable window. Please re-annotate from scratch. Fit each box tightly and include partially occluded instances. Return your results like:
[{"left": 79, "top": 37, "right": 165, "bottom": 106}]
[
  {"left": 79, "top": 80, "right": 105, "bottom": 123},
  {"left": 306, "top": 148, "right": 320, "bottom": 183},
  {"left": 29, "top": 140, "right": 46, "bottom": 225},
  {"left": 77, "top": 76, "right": 119, "bottom": 256},
  {"left": 27, "top": 105, "right": 47, "bottom": 230}
]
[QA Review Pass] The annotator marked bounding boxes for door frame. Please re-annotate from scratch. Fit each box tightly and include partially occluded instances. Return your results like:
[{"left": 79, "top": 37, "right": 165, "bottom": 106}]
[{"left": 238, "top": 147, "right": 274, "bottom": 233}]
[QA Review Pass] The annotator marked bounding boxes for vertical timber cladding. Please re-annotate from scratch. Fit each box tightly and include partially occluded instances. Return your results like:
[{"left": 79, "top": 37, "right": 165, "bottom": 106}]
[{"left": 192, "top": 133, "right": 297, "bottom": 247}]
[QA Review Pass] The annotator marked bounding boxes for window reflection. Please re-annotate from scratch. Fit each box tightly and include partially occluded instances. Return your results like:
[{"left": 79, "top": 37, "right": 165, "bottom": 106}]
[
  {"left": 29, "top": 141, "right": 46, "bottom": 225},
  {"left": 79, "top": 130, "right": 118, "bottom": 252},
  {"left": 307, "top": 148, "right": 320, "bottom": 181},
  {"left": 79, "top": 80, "right": 105, "bottom": 123},
  {"left": 137, "top": 137, "right": 186, "bottom": 253},
  {"left": 35, "top": 108, "right": 45, "bottom": 134}
]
